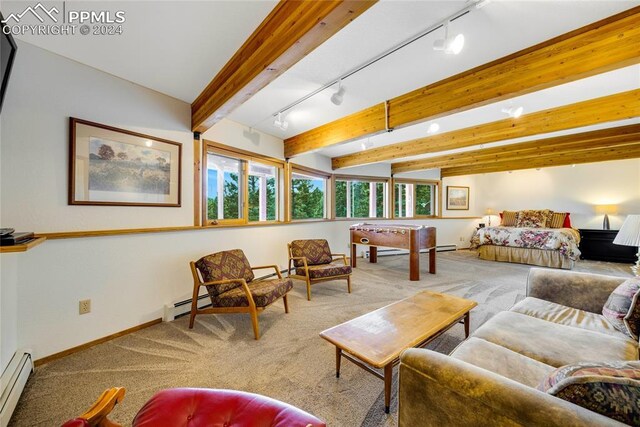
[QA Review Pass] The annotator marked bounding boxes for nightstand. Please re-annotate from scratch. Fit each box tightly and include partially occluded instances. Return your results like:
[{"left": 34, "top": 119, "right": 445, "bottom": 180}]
[{"left": 578, "top": 229, "right": 636, "bottom": 263}]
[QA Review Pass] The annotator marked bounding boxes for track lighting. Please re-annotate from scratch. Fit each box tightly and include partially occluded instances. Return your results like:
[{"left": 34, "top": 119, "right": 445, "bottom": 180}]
[
  {"left": 502, "top": 106, "right": 524, "bottom": 118},
  {"left": 273, "top": 112, "right": 288, "bottom": 131},
  {"left": 427, "top": 123, "right": 440, "bottom": 134},
  {"left": 331, "top": 80, "right": 346, "bottom": 106},
  {"left": 433, "top": 23, "right": 465, "bottom": 55}
]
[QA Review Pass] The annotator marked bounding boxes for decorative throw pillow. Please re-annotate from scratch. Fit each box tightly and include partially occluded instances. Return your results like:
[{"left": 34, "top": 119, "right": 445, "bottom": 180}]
[
  {"left": 549, "top": 212, "right": 567, "bottom": 228},
  {"left": 563, "top": 212, "right": 572, "bottom": 228},
  {"left": 537, "top": 361, "right": 640, "bottom": 425},
  {"left": 515, "top": 209, "right": 552, "bottom": 228},
  {"left": 501, "top": 211, "right": 517, "bottom": 226},
  {"left": 602, "top": 278, "right": 640, "bottom": 340}
]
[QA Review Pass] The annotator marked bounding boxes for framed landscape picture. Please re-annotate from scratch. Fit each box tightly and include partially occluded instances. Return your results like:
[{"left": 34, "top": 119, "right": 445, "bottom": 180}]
[
  {"left": 446, "top": 186, "right": 469, "bottom": 210},
  {"left": 69, "top": 118, "right": 181, "bottom": 206}
]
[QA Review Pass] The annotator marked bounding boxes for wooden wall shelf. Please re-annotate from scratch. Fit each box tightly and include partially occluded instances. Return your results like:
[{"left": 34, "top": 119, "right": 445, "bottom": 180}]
[{"left": 0, "top": 237, "right": 46, "bottom": 253}]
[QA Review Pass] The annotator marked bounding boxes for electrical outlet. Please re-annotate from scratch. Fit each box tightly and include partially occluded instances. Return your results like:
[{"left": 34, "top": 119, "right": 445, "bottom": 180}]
[
  {"left": 459, "top": 236, "right": 465, "bottom": 242},
  {"left": 79, "top": 299, "right": 91, "bottom": 315}
]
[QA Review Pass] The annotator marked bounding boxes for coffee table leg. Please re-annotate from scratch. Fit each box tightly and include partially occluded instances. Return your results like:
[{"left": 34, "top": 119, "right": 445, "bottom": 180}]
[
  {"left": 464, "top": 312, "right": 470, "bottom": 338},
  {"left": 384, "top": 363, "right": 392, "bottom": 413},
  {"left": 336, "top": 347, "right": 342, "bottom": 378}
]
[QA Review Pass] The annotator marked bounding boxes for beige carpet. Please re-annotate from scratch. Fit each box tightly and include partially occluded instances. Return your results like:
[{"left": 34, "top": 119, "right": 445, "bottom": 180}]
[{"left": 10, "top": 251, "right": 632, "bottom": 427}]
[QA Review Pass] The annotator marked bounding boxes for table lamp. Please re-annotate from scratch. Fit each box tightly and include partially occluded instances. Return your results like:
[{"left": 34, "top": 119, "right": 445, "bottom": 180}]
[
  {"left": 613, "top": 214, "right": 640, "bottom": 277},
  {"left": 485, "top": 208, "right": 493, "bottom": 226},
  {"left": 595, "top": 204, "right": 618, "bottom": 230}
]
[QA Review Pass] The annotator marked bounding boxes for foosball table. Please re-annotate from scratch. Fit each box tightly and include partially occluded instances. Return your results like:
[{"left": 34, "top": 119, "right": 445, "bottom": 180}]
[{"left": 350, "top": 223, "right": 436, "bottom": 281}]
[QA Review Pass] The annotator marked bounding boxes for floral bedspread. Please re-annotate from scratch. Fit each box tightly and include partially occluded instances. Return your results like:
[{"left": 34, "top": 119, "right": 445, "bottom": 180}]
[{"left": 470, "top": 226, "right": 581, "bottom": 260}]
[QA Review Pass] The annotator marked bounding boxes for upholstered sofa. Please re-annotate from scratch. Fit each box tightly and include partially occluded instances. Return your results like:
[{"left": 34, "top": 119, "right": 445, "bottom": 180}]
[{"left": 399, "top": 268, "right": 638, "bottom": 426}]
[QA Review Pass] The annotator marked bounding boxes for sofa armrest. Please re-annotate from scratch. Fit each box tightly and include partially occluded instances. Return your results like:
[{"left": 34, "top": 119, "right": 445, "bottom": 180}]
[
  {"left": 526, "top": 268, "right": 626, "bottom": 314},
  {"left": 399, "top": 348, "right": 624, "bottom": 427}
]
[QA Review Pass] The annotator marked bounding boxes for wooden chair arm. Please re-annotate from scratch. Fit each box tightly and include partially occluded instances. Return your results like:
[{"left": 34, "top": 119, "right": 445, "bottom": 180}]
[
  {"left": 288, "top": 256, "right": 309, "bottom": 274},
  {"left": 199, "top": 278, "right": 248, "bottom": 288},
  {"left": 77, "top": 387, "right": 125, "bottom": 427},
  {"left": 331, "top": 253, "right": 348, "bottom": 265},
  {"left": 251, "top": 265, "right": 283, "bottom": 279}
]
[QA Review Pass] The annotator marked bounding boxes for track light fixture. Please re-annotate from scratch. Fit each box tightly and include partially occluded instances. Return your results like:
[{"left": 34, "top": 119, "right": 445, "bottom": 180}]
[
  {"left": 433, "top": 23, "right": 465, "bottom": 55},
  {"left": 331, "top": 80, "right": 346, "bottom": 106},
  {"left": 502, "top": 106, "right": 524, "bottom": 118},
  {"left": 273, "top": 112, "right": 288, "bottom": 131}
]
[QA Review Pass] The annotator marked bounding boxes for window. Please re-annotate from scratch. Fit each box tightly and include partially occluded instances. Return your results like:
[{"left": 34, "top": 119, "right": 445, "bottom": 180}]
[
  {"left": 204, "top": 142, "right": 283, "bottom": 225},
  {"left": 393, "top": 179, "right": 439, "bottom": 218},
  {"left": 290, "top": 166, "right": 329, "bottom": 220},
  {"left": 335, "top": 177, "right": 388, "bottom": 218}
]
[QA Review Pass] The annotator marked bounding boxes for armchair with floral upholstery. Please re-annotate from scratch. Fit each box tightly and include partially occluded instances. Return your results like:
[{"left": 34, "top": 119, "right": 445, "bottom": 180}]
[
  {"left": 189, "top": 249, "right": 293, "bottom": 340},
  {"left": 287, "top": 239, "right": 352, "bottom": 301}
]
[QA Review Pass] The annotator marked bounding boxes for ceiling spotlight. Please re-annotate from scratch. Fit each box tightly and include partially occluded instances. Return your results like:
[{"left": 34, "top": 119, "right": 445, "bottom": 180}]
[
  {"left": 145, "top": 140, "right": 153, "bottom": 147},
  {"left": 502, "top": 106, "right": 524, "bottom": 118},
  {"left": 331, "top": 80, "right": 346, "bottom": 106},
  {"left": 273, "top": 112, "right": 289, "bottom": 131},
  {"left": 427, "top": 123, "right": 440, "bottom": 134},
  {"left": 433, "top": 23, "right": 465, "bottom": 55},
  {"left": 572, "top": 164, "right": 576, "bottom": 168},
  {"left": 360, "top": 138, "right": 374, "bottom": 151},
  {"left": 475, "top": 0, "right": 491, "bottom": 9}
]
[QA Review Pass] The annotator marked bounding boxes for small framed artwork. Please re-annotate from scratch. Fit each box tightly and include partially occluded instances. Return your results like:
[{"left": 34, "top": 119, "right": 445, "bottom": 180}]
[
  {"left": 69, "top": 118, "right": 182, "bottom": 206},
  {"left": 446, "top": 186, "right": 469, "bottom": 210}
]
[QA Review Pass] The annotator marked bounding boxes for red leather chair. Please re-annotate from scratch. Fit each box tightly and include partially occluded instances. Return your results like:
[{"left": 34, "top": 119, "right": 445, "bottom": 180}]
[{"left": 63, "top": 387, "right": 326, "bottom": 427}]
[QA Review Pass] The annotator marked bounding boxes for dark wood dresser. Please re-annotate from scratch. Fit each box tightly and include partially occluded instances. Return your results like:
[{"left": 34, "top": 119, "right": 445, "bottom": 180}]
[{"left": 579, "top": 229, "right": 637, "bottom": 263}]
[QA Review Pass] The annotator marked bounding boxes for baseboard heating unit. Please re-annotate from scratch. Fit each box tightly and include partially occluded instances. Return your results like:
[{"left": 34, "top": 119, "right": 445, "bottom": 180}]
[
  {"left": 362, "top": 244, "right": 457, "bottom": 258},
  {"left": 0, "top": 350, "right": 33, "bottom": 427}
]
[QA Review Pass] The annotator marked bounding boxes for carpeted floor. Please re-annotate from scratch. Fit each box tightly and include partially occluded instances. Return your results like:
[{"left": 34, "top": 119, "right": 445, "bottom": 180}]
[{"left": 10, "top": 251, "right": 632, "bottom": 427}]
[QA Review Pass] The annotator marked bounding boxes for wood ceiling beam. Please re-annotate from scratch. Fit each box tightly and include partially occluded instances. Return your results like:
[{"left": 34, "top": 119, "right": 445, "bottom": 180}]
[
  {"left": 391, "top": 124, "right": 640, "bottom": 174},
  {"left": 440, "top": 143, "right": 640, "bottom": 177},
  {"left": 332, "top": 89, "right": 640, "bottom": 169},
  {"left": 191, "top": 0, "right": 377, "bottom": 133},
  {"left": 285, "top": 6, "right": 640, "bottom": 158}
]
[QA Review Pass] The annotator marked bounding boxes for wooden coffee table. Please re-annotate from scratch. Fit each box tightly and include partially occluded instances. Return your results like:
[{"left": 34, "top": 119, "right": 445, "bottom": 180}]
[{"left": 319, "top": 291, "right": 477, "bottom": 413}]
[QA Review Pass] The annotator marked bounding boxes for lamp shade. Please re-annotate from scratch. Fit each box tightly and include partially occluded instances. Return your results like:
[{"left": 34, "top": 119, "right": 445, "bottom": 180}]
[
  {"left": 614, "top": 215, "right": 640, "bottom": 247},
  {"left": 485, "top": 208, "right": 494, "bottom": 215},
  {"left": 595, "top": 204, "right": 619, "bottom": 214}
]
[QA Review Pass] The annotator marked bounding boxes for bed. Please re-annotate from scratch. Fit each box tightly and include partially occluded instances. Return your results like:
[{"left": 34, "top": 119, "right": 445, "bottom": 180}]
[{"left": 470, "top": 210, "right": 581, "bottom": 269}]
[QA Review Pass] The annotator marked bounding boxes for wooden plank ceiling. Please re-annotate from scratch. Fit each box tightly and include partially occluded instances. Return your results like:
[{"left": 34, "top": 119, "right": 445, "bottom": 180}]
[
  {"left": 332, "top": 90, "right": 640, "bottom": 169},
  {"left": 191, "top": 0, "right": 377, "bottom": 133}
]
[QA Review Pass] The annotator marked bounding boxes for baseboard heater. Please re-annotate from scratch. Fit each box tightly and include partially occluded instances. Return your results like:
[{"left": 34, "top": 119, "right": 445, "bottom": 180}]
[
  {"left": 0, "top": 350, "right": 33, "bottom": 427},
  {"left": 164, "top": 269, "right": 289, "bottom": 322},
  {"left": 362, "top": 244, "right": 457, "bottom": 259}
]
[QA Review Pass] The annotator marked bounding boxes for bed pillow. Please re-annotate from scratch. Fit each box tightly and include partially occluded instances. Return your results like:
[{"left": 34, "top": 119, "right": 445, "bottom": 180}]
[
  {"left": 515, "top": 209, "right": 552, "bottom": 228},
  {"left": 602, "top": 278, "right": 640, "bottom": 340},
  {"left": 563, "top": 212, "right": 572, "bottom": 228},
  {"left": 501, "top": 211, "right": 517, "bottom": 226},
  {"left": 537, "top": 361, "right": 640, "bottom": 425},
  {"left": 549, "top": 212, "right": 567, "bottom": 228}
]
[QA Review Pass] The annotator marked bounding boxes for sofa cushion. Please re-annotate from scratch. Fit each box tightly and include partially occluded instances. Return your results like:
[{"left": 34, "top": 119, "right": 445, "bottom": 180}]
[
  {"left": 212, "top": 278, "right": 293, "bottom": 308},
  {"left": 295, "top": 261, "right": 352, "bottom": 279},
  {"left": 511, "top": 297, "right": 629, "bottom": 340},
  {"left": 603, "top": 278, "right": 640, "bottom": 340},
  {"left": 290, "top": 240, "right": 333, "bottom": 267},
  {"left": 196, "top": 250, "right": 255, "bottom": 297},
  {"left": 537, "top": 361, "right": 640, "bottom": 425},
  {"left": 472, "top": 311, "right": 638, "bottom": 367},
  {"left": 451, "top": 337, "right": 556, "bottom": 388}
]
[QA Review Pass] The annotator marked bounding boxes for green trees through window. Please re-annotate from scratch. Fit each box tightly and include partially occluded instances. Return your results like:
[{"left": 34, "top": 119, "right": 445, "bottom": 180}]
[
  {"left": 395, "top": 182, "right": 435, "bottom": 217},
  {"left": 335, "top": 179, "right": 386, "bottom": 218},
  {"left": 291, "top": 172, "right": 325, "bottom": 220}
]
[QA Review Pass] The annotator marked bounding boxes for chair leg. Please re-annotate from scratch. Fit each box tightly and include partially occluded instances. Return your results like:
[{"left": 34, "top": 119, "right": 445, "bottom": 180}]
[
  {"left": 250, "top": 307, "right": 260, "bottom": 340},
  {"left": 306, "top": 277, "right": 312, "bottom": 301},
  {"left": 283, "top": 294, "right": 290, "bottom": 313},
  {"left": 347, "top": 275, "right": 352, "bottom": 294},
  {"left": 188, "top": 284, "right": 200, "bottom": 329}
]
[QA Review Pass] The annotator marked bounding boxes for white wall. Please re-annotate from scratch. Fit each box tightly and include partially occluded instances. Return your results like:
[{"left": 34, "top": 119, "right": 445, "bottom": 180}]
[
  {"left": 1, "top": 42, "right": 477, "bottom": 359},
  {"left": 475, "top": 160, "right": 640, "bottom": 229}
]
